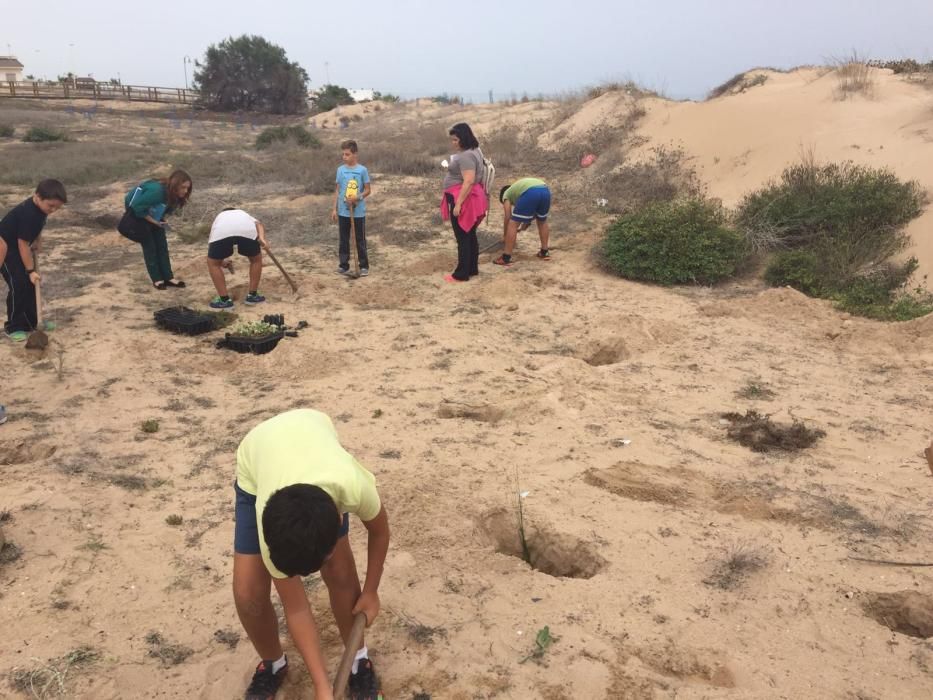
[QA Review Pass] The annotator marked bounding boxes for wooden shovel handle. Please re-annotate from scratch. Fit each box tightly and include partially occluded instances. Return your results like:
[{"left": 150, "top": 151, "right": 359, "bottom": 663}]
[
  {"left": 33, "top": 252, "right": 42, "bottom": 326},
  {"left": 264, "top": 249, "right": 298, "bottom": 292},
  {"left": 332, "top": 612, "right": 367, "bottom": 696}
]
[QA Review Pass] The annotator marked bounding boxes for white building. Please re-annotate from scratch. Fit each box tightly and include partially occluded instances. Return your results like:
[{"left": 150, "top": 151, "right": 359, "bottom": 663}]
[
  {"left": 0, "top": 57, "right": 24, "bottom": 82},
  {"left": 348, "top": 88, "right": 375, "bottom": 102}
]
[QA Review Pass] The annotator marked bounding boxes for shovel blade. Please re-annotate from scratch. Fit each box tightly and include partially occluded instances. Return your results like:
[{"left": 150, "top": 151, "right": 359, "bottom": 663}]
[{"left": 25, "top": 330, "right": 49, "bottom": 350}]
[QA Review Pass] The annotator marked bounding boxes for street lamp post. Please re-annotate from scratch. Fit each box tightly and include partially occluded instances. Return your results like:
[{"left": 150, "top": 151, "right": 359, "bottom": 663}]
[{"left": 183, "top": 55, "right": 192, "bottom": 90}]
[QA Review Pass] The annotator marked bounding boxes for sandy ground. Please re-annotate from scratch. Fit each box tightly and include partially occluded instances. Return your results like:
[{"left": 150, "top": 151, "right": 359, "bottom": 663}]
[{"left": 1, "top": 72, "right": 933, "bottom": 700}]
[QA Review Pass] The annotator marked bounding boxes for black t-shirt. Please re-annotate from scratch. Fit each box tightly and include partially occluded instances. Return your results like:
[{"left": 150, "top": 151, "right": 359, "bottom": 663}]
[{"left": 0, "top": 198, "right": 47, "bottom": 264}]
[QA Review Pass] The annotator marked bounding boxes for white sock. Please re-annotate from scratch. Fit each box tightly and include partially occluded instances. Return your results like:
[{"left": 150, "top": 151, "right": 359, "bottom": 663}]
[
  {"left": 271, "top": 654, "right": 287, "bottom": 673},
  {"left": 351, "top": 646, "right": 368, "bottom": 674}
]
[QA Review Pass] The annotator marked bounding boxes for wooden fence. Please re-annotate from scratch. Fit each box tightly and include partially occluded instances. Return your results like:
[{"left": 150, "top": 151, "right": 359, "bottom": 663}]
[{"left": 1, "top": 81, "right": 200, "bottom": 105}]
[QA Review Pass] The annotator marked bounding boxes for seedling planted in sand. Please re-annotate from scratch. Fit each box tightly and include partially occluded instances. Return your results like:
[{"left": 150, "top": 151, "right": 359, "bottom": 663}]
[
  {"left": 704, "top": 542, "right": 770, "bottom": 590},
  {"left": 165, "top": 514, "right": 183, "bottom": 526},
  {"left": 521, "top": 625, "right": 557, "bottom": 664},
  {"left": 145, "top": 631, "right": 193, "bottom": 667},
  {"left": 141, "top": 419, "right": 160, "bottom": 434},
  {"left": 735, "top": 379, "right": 776, "bottom": 401},
  {"left": 721, "top": 410, "right": 824, "bottom": 452}
]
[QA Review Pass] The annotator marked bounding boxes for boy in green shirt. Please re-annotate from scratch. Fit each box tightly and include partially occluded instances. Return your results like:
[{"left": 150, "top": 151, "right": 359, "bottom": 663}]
[
  {"left": 233, "top": 409, "right": 389, "bottom": 700},
  {"left": 493, "top": 178, "right": 552, "bottom": 266}
]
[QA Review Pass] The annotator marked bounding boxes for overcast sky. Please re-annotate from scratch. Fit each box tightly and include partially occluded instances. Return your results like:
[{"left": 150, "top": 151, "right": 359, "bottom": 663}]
[{"left": 3, "top": 0, "right": 933, "bottom": 100}]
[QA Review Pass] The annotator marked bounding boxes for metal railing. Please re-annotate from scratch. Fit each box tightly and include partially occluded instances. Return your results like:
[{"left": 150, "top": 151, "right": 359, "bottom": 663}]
[{"left": 1, "top": 81, "right": 199, "bottom": 104}]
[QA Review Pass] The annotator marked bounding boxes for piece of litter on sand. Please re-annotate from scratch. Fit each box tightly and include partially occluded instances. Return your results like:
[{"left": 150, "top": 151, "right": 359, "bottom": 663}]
[
  {"left": 441, "top": 159, "right": 449, "bottom": 169},
  {"left": 596, "top": 197, "right": 608, "bottom": 207},
  {"left": 520, "top": 491, "right": 530, "bottom": 499},
  {"left": 609, "top": 438, "right": 632, "bottom": 447}
]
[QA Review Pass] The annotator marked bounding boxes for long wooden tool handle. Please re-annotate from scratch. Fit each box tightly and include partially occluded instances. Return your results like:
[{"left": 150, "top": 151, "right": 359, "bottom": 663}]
[
  {"left": 348, "top": 203, "right": 360, "bottom": 276},
  {"left": 265, "top": 250, "right": 298, "bottom": 292},
  {"left": 33, "top": 252, "right": 42, "bottom": 327},
  {"left": 333, "top": 612, "right": 367, "bottom": 696}
]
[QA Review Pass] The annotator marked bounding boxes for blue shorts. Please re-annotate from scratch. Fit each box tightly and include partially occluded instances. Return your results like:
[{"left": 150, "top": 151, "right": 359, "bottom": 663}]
[
  {"left": 511, "top": 186, "right": 551, "bottom": 223},
  {"left": 233, "top": 481, "right": 349, "bottom": 555}
]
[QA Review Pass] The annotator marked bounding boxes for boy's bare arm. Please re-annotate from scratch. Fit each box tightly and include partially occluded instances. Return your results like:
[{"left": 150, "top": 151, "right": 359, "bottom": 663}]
[
  {"left": 361, "top": 182, "right": 372, "bottom": 200},
  {"left": 354, "top": 505, "right": 389, "bottom": 626},
  {"left": 502, "top": 201, "right": 512, "bottom": 238},
  {"left": 273, "top": 576, "right": 335, "bottom": 700},
  {"left": 18, "top": 239, "right": 38, "bottom": 278},
  {"left": 255, "top": 221, "right": 269, "bottom": 249}
]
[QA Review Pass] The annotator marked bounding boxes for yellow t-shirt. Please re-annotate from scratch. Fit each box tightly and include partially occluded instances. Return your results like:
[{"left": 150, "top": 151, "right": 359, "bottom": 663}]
[{"left": 236, "top": 409, "right": 381, "bottom": 578}]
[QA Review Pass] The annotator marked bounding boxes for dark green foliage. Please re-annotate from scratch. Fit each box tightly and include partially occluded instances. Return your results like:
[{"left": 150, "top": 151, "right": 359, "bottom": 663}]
[
  {"left": 737, "top": 161, "right": 924, "bottom": 268},
  {"left": 868, "top": 58, "right": 933, "bottom": 74},
  {"left": 0, "top": 124, "right": 13, "bottom": 138},
  {"left": 312, "top": 84, "right": 354, "bottom": 113},
  {"left": 600, "top": 199, "right": 745, "bottom": 285},
  {"left": 193, "top": 35, "right": 309, "bottom": 114},
  {"left": 763, "top": 250, "right": 824, "bottom": 295},
  {"left": 742, "top": 159, "right": 930, "bottom": 320},
  {"left": 255, "top": 125, "right": 321, "bottom": 150},
  {"left": 22, "top": 126, "right": 68, "bottom": 142},
  {"left": 372, "top": 91, "right": 400, "bottom": 103}
]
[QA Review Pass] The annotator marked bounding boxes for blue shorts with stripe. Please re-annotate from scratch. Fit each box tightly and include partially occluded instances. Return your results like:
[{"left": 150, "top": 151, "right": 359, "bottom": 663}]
[
  {"left": 511, "top": 186, "right": 551, "bottom": 222},
  {"left": 233, "top": 481, "right": 349, "bottom": 555}
]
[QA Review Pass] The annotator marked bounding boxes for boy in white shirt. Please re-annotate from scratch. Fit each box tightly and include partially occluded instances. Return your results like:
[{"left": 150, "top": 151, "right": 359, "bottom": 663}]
[{"left": 206, "top": 208, "right": 270, "bottom": 309}]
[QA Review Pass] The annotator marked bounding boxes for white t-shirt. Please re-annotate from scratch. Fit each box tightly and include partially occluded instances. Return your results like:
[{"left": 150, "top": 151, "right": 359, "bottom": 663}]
[{"left": 209, "top": 209, "right": 259, "bottom": 243}]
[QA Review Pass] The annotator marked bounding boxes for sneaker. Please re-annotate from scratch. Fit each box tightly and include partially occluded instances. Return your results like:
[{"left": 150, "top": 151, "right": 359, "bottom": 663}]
[
  {"left": 359, "top": 268, "right": 369, "bottom": 277},
  {"left": 6, "top": 331, "right": 27, "bottom": 342},
  {"left": 209, "top": 297, "right": 234, "bottom": 310},
  {"left": 348, "top": 658, "right": 381, "bottom": 700},
  {"left": 244, "top": 292, "right": 266, "bottom": 305},
  {"left": 493, "top": 255, "right": 513, "bottom": 267},
  {"left": 337, "top": 267, "right": 350, "bottom": 275},
  {"left": 536, "top": 249, "right": 551, "bottom": 260},
  {"left": 0, "top": 406, "right": 7, "bottom": 425},
  {"left": 244, "top": 658, "right": 288, "bottom": 700}
]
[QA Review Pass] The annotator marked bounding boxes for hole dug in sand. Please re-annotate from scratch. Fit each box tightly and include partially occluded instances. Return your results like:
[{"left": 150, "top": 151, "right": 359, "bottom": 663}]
[
  {"left": 481, "top": 508, "right": 607, "bottom": 579},
  {"left": 863, "top": 591, "right": 933, "bottom": 639},
  {"left": 0, "top": 440, "right": 57, "bottom": 465},
  {"left": 581, "top": 337, "right": 630, "bottom": 367}
]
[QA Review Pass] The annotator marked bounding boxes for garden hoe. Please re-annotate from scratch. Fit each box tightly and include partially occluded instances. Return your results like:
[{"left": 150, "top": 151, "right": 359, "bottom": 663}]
[
  {"left": 25, "top": 254, "right": 48, "bottom": 350},
  {"left": 333, "top": 612, "right": 376, "bottom": 697}
]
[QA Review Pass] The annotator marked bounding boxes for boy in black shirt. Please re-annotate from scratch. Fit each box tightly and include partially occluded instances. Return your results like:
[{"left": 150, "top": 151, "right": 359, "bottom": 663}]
[{"left": 0, "top": 180, "right": 67, "bottom": 341}]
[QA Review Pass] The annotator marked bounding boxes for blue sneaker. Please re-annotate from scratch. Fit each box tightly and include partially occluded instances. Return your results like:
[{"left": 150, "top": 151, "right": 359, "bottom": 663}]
[
  {"left": 0, "top": 405, "right": 7, "bottom": 425},
  {"left": 245, "top": 292, "right": 266, "bottom": 306},
  {"left": 209, "top": 296, "right": 234, "bottom": 310}
]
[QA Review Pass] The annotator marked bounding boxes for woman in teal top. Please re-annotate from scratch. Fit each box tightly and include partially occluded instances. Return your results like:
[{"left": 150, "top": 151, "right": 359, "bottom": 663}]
[{"left": 121, "top": 169, "right": 192, "bottom": 289}]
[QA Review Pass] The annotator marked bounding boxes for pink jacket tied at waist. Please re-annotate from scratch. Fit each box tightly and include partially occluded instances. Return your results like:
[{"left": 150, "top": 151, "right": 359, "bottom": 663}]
[{"left": 440, "top": 183, "right": 487, "bottom": 232}]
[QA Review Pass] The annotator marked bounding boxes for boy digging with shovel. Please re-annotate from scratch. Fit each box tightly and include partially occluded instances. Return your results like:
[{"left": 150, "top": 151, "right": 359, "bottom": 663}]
[
  {"left": 232, "top": 408, "right": 388, "bottom": 700},
  {"left": 0, "top": 180, "right": 67, "bottom": 343}
]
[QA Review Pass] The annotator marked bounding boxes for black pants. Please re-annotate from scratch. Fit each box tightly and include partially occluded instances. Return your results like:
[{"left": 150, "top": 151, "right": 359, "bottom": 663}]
[
  {"left": 1, "top": 258, "right": 37, "bottom": 334},
  {"left": 446, "top": 193, "right": 479, "bottom": 280},
  {"left": 338, "top": 216, "right": 368, "bottom": 270}
]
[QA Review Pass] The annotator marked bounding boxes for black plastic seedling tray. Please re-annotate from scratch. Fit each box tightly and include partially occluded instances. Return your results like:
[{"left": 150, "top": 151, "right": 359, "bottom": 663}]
[
  {"left": 154, "top": 306, "right": 217, "bottom": 336},
  {"left": 219, "top": 330, "right": 285, "bottom": 355}
]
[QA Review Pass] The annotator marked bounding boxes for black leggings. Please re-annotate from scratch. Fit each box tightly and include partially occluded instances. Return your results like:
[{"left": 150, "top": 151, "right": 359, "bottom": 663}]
[
  {"left": 446, "top": 193, "right": 479, "bottom": 280},
  {"left": 1, "top": 259, "right": 37, "bottom": 333}
]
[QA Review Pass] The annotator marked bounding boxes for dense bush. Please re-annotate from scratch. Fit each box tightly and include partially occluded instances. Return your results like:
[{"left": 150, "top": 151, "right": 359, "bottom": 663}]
[
  {"left": 312, "top": 84, "right": 354, "bottom": 113},
  {"left": 742, "top": 159, "right": 930, "bottom": 319},
  {"left": 0, "top": 124, "right": 13, "bottom": 138},
  {"left": 600, "top": 199, "right": 746, "bottom": 285},
  {"left": 868, "top": 59, "right": 933, "bottom": 74},
  {"left": 255, "top": 125, "right": 321, "bottom": 150},
  {"left": 22, "top": 126, "right": 68, "bottom": 142}
]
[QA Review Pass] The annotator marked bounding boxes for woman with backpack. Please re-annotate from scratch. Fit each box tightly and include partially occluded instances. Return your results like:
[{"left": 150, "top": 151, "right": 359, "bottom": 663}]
[
  {"left": 119, "top": 169, "right": 192, "bottom": 290},
  {"left": 440, "top": 123, "right": 488, "bottom": 282}
]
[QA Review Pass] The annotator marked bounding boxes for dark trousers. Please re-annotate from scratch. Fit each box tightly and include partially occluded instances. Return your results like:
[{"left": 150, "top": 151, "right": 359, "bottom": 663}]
[
  {"left": 338, "top": 216, "right": 368, "bottom": 270},
  {"left": 447, "top": 193, "right": 479, "bottom": 280},
  {"left": 1, "top": 258, "right": 37, "bottom": 333},
  {"left": 140, "top": 225, "right": 175, "bottom": 282}
]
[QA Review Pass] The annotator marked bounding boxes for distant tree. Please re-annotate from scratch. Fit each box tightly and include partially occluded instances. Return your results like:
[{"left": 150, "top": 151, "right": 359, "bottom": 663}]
[
  {"left": 193, "top": 35, "right": 309, "bottom": 114},
  {"left": 25, "top": 74, "right": 35, "bottom": 81},
  {"left": 313, "top": 84, "right": 354, "bottom": 113},
  {"left": 373, "top": 91, "right": 400, "bottom": 103}
]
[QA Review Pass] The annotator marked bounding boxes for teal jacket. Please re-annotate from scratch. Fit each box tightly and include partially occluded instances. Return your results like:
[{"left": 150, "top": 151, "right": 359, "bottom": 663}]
[{"left": 125, "top": 180, "right": 166, "bottom": 218}]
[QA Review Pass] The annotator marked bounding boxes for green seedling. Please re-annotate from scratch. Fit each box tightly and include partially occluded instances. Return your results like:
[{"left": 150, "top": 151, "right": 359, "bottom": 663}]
[
  {"left": 141, "top": 419, "right": 160, "bottom": 434},
  {"left": 521, "top": 625, "right": 556, "bottom": 663}
]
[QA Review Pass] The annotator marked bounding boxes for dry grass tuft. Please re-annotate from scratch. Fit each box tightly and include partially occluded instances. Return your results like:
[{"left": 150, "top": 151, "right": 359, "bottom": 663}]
[
  {"left": 832, "top": 52, "right": 876, "bottom": 99},
  {"left": 721, "top": 410, "right": 825, "bottom": 452},
  {"left": 9, "top": 646, "right": 100, "bottom": 699},
  {"left": 704, "top": 542, "right": 769, "bottom": 590}
]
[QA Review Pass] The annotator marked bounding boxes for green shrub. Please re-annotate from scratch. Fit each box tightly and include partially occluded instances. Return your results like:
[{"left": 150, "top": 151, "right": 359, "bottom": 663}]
[
  {"left": 834, "top": 259, "right": 933, "bottom": 320},
  {"left": 600, "top": 199, "right": 746, "bottom": 285},
  {"left": 22, "top": 126, "right": 68, "bottom": 142},
  {"left": 255, "top": 125, "right": 321, "bottom": 150},
  {"left": 0, "top": 124, "right": 14, "bottom": 138},
  {"left": 763, "top": 250, "right": 824, "bottom": 295}
]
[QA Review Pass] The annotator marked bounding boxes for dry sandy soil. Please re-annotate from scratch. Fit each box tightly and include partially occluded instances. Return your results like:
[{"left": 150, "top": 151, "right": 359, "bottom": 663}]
[{"left": 1, "top": 67, "right": 932, "bottom": 699}]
